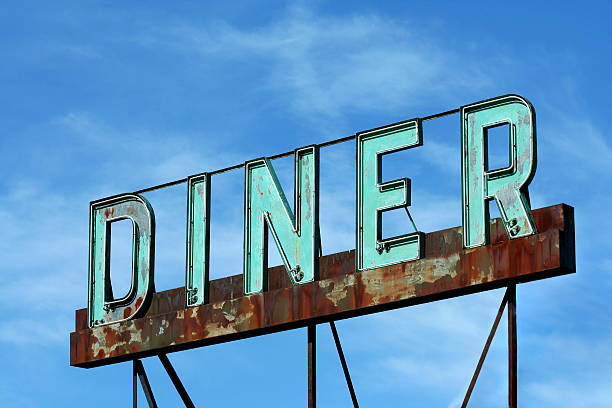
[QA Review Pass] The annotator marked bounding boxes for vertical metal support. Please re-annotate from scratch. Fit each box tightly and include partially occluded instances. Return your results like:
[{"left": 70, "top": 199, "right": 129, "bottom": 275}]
[
  {"left": 158, "top": 354, "right": 196, "bottom": 408},
  {"left": 330, "top": 321, "right": 359, "bottom": 407},
  {"left": 133, "top": 360, "right": 138, "bottom": 408},
  {"left": 133, "top": 359, "right": 158, "bottom": 408},
  {"left": 508, "top": 284, "right": 517, "bottom": 408},
  {"left": 308, "top": 324, "right": 316, "bottom": 408}
]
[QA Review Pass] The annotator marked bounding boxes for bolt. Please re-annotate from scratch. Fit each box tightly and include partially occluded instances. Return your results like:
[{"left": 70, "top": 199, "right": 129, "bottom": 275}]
[{"left": 291, "top": 265, "right": 304, "bottom": 282}]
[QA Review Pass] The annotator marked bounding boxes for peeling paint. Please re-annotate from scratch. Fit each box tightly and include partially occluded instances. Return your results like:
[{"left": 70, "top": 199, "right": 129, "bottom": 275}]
[{"left": 71, "top": 204, "right": 575, "bottom": 368}]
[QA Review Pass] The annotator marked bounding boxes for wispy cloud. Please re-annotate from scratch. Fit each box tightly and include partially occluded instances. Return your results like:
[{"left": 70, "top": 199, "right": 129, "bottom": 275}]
[
  {"left": 546, "top": 116, "right": 612, "bottom": 177},
  {"left": 139, "top": 7, "right": 492, "bottom": 126},
  {"left": 0, "top": 111, "right": 244, "bottom": 344}
]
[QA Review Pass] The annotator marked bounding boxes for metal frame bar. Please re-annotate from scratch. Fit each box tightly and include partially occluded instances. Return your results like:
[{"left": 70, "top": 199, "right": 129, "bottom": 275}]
[
  {"left": 127, "top": 108, "right": 460, "bottom": 196},
  {"left": 508, "top": 284, "right": 517, "bottom": 408},
  {"left": 129, "top": 287, "right": 519, "bottom": 407},
  {"left": 133, "top": 360, "right": 158, "bottom": 408},
  {"left": 330, "top": 321, "right": 359, "bottom": 407},
  {"left": 461, "top": 285, "right": 518, "bottom": 407},
  {"left": 158, "top": 354, "right": 196, "bottom": 408},
  {"left": 132, "top": 356, "right": 195, "bottom": 408},
  {"left": 308, "top": 324, "right": 316, "bottom": 408}
]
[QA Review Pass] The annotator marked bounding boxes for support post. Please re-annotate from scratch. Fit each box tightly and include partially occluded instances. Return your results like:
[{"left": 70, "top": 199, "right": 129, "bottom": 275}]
[
  {"left": 508, "top": 284, "right": 517, "bottom": 408},
  {"left": 329, "top": 321, "right": 359, "bottom": 407},
  {"left": 133, "top": 360, "right": 138, "bottom": 408},
  {"left": 308, "top": 324, "right": 316, "bottom": 408}
]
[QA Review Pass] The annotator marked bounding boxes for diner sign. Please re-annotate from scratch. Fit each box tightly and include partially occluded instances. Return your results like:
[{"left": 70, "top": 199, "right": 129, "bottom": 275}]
[
  {"left": 70, "top": 94, "right": 576, "bottom": 369},
  {"left": 87, "top": 94, "right": 537, "bottom": 328}
]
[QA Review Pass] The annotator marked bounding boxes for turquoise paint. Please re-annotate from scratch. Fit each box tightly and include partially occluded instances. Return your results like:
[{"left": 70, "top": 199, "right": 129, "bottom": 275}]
[
  {"left": 356, "top": 120, "right": 425, "bottom": 271},
  {"left": 87, "top": 194, "right": 155, "bottom": 328},
  {"left": 461, "top": 95, "right": 537, "bottom": 248},
  {"left": 243, "top": 146, "right": 319, "bottom": 295},
  {"left": 185, "top": 173, "right": 211, "bottom": 307}
]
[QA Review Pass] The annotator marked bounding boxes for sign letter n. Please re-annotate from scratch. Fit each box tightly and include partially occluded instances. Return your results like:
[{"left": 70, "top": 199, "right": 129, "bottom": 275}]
[
  {"left": 243, "top": 146, "right": 319, "bottom": 295},
  {"left": 87, "top": 194, "right": 155, "bottom": 328}
]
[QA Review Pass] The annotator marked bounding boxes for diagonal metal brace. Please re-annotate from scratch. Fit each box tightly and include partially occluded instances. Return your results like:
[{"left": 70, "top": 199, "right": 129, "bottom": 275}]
[
  {"left": 158, "top": 354, "right": 196, "bottom": 408},
  {"left": 461, "top": 286, "right": 513, "bottom": 408},
  {"left": 330, "top": 321, "right": 359, "bottom": 408},
  {"left": 133, "top": 359, "right": 158, "bottom": 408}
]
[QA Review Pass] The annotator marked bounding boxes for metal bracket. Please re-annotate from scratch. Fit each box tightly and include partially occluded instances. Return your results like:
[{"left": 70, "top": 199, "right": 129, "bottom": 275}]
[
  {"left": 186, "top": 287, "right": 199, "bottom": 306},
  {"left": 330, "top": 321, "right": 359, "bottom": 407},
  {"left": 133, "top": 360, "right": 157, "bottom": 408},
  {"left": 290, "top": 265, "right": 304, "bottom": 282},
  {"left": 159, "top": 354, "right": 196, "bottom": 408},
  {"left": 132, "top": 355, "right": 195, "bottom": 408},
  {"left": 461, "top": 285, "right": 517, "bottom": 407}
]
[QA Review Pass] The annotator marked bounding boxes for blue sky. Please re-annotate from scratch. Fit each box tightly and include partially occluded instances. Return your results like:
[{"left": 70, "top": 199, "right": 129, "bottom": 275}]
[{"left": 1, "top": 1, "right": 611, "bottom": 406}]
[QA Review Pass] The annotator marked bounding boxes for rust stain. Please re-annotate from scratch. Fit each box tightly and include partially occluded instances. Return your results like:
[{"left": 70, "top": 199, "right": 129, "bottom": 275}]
[
  {"left": 134, "top": 296, "right": 143, "bottom": 310},
  {"left": 71, "top": 204, "right": 575, "bottom": 368}
]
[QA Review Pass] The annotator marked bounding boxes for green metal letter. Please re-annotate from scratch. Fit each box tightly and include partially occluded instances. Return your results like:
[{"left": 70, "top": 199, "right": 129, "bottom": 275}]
[
  {"left": 356, "top": 120, "right": 425, "bottom": 271},
  {"left": 243, "top": 146, "right": 319, "bottom": 295},
  {"left": 185, "top": 173, "right": 211, "bottom": 307},
  {"left": 461, "top": 94, "right": 537, "bottom": 248},
  {"left": 88, "top": 194, "right": 155, "bottom": 328}
]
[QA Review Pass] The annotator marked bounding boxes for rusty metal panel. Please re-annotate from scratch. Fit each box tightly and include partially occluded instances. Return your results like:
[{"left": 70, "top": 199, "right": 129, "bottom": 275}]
[
  {"left": 87, "top": 194, "right": 156, "bottom": 328},
  {"left": 356, "top": 119, "right": 424, "bottom": 271},
  {"left": 461, "top": 94, "right": 538, "bottom": 248},
  {"left": 185, "top": 173, "right": 211, "bottom": 307},
  {"left": 243, "top": 146, "right": 319, "bottom": 295},
  {"left": 71, "top": 204, "right": 574, "bottom": 368}
]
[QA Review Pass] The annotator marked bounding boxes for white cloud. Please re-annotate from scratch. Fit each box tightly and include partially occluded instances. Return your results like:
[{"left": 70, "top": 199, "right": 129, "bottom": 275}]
[
  {"left": 141, "top": 7, "right": 492, "bottom": 124},
  {"left": 546, "top": 116, "right": 612, "bottom": 177},
  {"left": 0, "top": 111, "right": 245, "bottom": 344},
  {"left": 0, "top": 317, "right": 71, "bottom": 345}
]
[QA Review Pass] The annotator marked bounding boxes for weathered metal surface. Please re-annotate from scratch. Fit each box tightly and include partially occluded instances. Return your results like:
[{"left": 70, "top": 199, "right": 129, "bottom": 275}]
[
  {"left": 185, "top": 173, "right": 211, "bottom": 307},
  {"left": 308, "top": 324, "right": 316, "bottom": 408},
  {"left": 461, "top": 94, "right": 538, "bottom": 248},
  {"left": 88, "top": 194, "right": 155, "bottom": 328},
  {"left": 356, "top": 119, "right": 424, "bottom": 271},
  {"left": 71, "top": 204, "right": 575, "bottom": 368},
  {"left": 508, "top": 285, "right": 517, "bottom": 408},
  {"left": 243, "top": 146, "right": 319, "bottom": 294}
]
